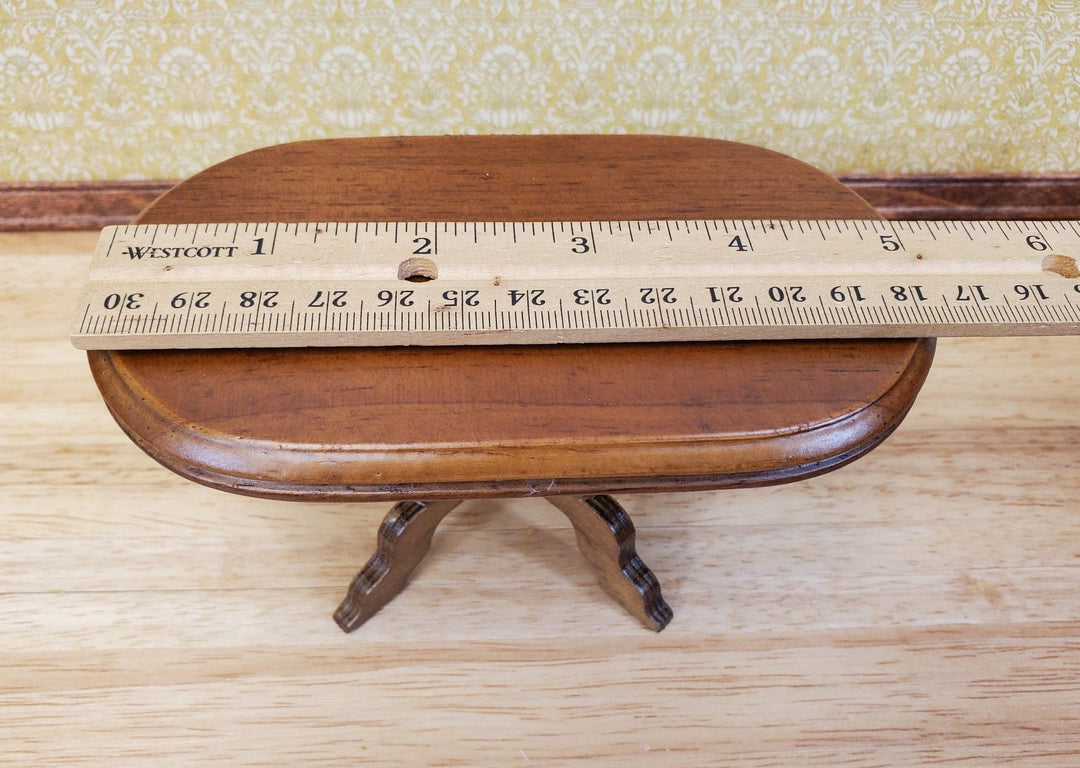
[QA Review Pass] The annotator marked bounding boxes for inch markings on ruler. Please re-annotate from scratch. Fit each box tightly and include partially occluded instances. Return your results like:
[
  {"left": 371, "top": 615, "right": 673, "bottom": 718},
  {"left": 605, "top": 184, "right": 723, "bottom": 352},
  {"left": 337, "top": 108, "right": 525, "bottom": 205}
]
[{"left": 70, "top": 219, "right": 1080, "bottom": 350}]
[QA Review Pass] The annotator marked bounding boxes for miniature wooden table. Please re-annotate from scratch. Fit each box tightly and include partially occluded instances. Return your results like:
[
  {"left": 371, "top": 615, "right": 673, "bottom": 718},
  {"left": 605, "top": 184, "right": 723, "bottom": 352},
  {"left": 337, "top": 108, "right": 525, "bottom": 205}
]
[{"left": 87, "top": 136, "right": 934, "bottom": 631}]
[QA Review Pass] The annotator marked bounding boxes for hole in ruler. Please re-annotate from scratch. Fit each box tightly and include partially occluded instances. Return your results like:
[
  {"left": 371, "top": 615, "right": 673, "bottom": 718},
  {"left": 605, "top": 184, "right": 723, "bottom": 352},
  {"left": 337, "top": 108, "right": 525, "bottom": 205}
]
[
  {"left": 1042, "top": 254, "right": 1080, "bottom": 279},
  {"left": 397, "top": 257, "right": 438, "bottom": 283}
]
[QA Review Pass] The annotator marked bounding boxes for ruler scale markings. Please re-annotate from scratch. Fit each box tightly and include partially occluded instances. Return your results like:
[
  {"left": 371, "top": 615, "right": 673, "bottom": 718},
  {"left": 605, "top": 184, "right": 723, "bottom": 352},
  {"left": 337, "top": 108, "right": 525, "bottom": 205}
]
[
  {"left": 1063, "top": 299, "right": 1080, "bottom": 322},
  {"left": 939, "top": 298, "right": 957, "bottom": 325},
  {"left": 882, "top": 300, "right": 898, "bottom": 325},
  {"left": 1000, "top": 296, "right": 1019, "bottom": 323},
  {"left": 936, "top": 303, "right": 952, "bottom": 328},
  {"left": 1064, "top": 295, "right": 1080, "bottom": 322},
  {"left": 957, "top": 297, "right": 976, "bottom": 325},
  {"left": 112, "top": 302, "right": 125, "bottom": 335},
  {"left": 105, "top": 227, "right": 120, "bottom": 260}
]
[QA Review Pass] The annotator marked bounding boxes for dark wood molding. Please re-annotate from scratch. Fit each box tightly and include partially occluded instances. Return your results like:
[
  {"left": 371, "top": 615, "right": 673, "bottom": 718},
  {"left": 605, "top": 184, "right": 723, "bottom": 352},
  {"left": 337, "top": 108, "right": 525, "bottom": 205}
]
[
  {"left": 840, "top": 174, "right": 1080, "bottom": 220},
  {"left": 3, "top": 174, "right": 1080, "bottom": 230},
  {"left": 0, "top": 180, "right": 175, "bottom": 231}
]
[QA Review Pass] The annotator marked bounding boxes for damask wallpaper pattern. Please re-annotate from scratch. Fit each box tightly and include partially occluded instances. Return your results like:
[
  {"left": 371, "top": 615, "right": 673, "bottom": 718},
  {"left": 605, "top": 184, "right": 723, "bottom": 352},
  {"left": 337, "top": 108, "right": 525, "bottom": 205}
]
[{"left": 2, "top": 1, "right": 1079, "bottom": 180}]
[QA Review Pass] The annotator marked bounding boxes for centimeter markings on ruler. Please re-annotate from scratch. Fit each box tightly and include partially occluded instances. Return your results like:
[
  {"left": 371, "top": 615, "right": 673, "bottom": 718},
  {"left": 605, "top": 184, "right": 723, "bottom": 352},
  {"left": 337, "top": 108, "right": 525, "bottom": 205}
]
[{"left": 69, "top": 219, "right": 1080, "bottom": 350}]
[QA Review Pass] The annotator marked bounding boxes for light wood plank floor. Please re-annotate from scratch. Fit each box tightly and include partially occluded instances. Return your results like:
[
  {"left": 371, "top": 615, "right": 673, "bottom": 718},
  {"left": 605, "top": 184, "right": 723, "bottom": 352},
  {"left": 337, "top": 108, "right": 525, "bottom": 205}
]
[{"left": 3, "top": 231, "right": 1079, "bottom": 766}]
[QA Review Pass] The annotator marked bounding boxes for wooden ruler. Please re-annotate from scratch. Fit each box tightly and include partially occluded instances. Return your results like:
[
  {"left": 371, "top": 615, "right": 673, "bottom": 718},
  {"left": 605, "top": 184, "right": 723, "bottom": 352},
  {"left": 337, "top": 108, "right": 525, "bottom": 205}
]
[{"left": 70, "top": 219, "right": 1080, "bottom": 349}]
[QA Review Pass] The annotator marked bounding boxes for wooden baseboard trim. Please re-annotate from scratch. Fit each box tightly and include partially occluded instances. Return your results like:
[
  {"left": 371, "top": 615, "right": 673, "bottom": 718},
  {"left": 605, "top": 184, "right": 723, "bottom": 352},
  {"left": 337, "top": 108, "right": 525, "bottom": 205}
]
[
  {"left": 2, "top": 175, "right": 1079, "bottom": 230},
  {"left": 0, "top": 180, "right": 176, "bottom": 231},
  {"left": 840, "top": 174, "right": 1080, "bottom": 221}
]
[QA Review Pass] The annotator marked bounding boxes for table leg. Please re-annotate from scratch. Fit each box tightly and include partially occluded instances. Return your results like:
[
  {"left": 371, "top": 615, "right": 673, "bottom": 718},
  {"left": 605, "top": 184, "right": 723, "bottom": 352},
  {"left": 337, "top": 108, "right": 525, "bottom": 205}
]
[
  {"left": 334, "top": 499, "right": 462, "bottom": 632},
  {"left": 547, "top": 495, "right": 673, "bottom": 631},
  {"left": 334, "top": 495, "right": 671, "bottom": 632}
]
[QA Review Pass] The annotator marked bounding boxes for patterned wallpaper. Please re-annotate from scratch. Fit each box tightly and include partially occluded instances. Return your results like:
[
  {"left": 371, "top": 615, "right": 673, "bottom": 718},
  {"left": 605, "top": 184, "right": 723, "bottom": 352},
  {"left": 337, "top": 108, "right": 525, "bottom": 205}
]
[{"left": 2, "top": 1, "right": 1079, "bottom": 181}]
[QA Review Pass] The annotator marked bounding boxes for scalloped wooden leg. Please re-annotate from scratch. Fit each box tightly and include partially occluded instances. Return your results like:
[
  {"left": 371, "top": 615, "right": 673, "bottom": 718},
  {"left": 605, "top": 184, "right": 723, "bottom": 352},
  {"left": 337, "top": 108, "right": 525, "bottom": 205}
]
[
  {"left": 547, "top": 495, "right": 673, "bottom": 631},
  {"left": 334, "top": 499, "right": 462, "bottom": 632}
]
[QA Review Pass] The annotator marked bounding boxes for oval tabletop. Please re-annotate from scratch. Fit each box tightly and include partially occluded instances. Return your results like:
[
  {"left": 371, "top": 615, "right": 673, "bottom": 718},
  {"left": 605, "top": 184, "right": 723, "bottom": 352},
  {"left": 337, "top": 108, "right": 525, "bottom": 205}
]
[{"left": 87, "top": 136, "right": 934, "bottom": 501}]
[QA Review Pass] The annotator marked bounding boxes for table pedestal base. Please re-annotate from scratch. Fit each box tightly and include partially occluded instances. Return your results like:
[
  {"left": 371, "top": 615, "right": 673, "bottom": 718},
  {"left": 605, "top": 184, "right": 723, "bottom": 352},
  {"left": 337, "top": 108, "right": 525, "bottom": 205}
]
[{"left": 333, "top": 495, "right": 673, "bottom": 632}]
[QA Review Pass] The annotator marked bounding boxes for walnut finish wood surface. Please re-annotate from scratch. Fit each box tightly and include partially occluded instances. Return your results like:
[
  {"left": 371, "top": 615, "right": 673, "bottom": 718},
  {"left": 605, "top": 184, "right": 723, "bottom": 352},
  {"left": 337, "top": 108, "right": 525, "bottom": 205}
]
[
  {"left": 5, "top": 230, "right": 1080, "bottom": 764},
  {"left": 333, "top": 499, "right": 462, "bottom": 631},
  {"left": 335, "top": 495, "right": 672, "bottom": 632},
  {"left": 546, "top": 495, "right": 672, "bottom": 631},
  {"left": 86, "top": 136, "right": 933, "bottom": 500}
]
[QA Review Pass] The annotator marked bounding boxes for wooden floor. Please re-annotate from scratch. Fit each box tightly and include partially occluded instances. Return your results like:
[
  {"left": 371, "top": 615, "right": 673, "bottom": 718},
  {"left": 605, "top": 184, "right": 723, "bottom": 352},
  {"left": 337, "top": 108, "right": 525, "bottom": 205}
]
[{"left": 3, "top": 230, "right": 1079, "bottom": 766}]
